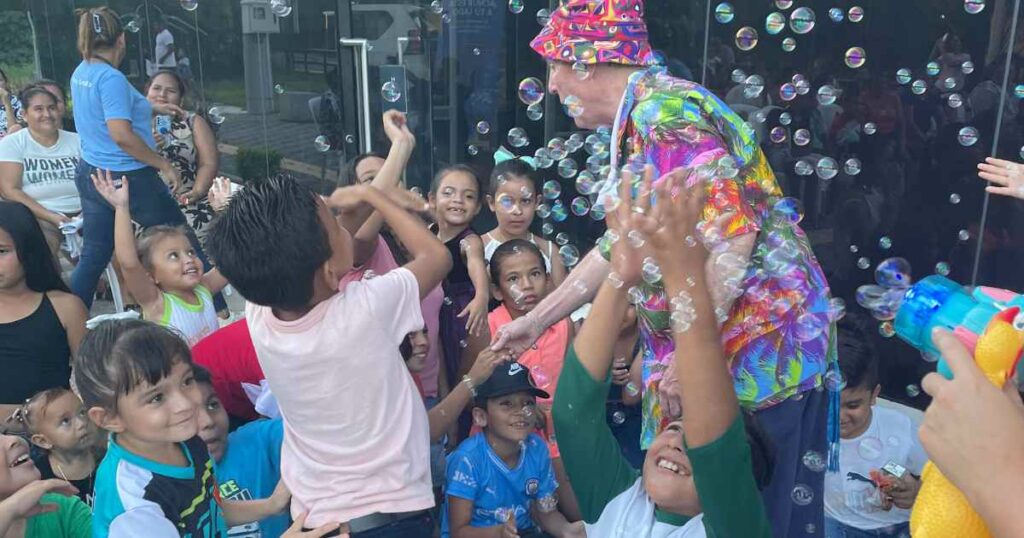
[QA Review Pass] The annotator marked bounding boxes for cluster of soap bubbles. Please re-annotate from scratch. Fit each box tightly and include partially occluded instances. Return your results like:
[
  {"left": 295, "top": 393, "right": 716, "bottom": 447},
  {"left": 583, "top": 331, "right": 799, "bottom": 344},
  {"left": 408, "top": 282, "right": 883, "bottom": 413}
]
[
  {"left": 855, "top": 258, "right": 915, "bottom": 336},
  {"left": 669, "top": 291, "right": 697, "bottom": 333}
]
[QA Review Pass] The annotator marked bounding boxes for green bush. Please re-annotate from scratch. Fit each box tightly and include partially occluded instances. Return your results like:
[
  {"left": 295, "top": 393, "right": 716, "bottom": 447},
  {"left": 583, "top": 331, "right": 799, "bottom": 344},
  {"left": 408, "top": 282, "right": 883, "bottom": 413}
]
[
  {"left": 235, "top": 147, "right": 282, "bottom": 183},
  {"left": 0, "top": 12, "right": 34, "bottom": 69}
]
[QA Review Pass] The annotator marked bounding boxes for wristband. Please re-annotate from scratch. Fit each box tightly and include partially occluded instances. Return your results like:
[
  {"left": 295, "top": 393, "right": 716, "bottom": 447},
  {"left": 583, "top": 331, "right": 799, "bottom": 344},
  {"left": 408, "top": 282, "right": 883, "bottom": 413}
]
[{"left": 462, "top": 375, "right": 477, "bottom": 397}]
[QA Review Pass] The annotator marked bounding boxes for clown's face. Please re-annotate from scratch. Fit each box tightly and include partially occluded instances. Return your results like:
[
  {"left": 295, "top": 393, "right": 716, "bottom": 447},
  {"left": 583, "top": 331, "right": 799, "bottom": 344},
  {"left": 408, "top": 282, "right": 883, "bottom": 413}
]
[{"left": 547, "top": 60, "right": 620, "bottom": 129}]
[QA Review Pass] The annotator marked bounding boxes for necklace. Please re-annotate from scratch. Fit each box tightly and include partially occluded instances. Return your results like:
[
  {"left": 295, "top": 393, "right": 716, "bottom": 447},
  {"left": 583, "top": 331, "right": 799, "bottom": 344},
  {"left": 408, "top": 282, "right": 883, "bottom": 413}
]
[{"left": 54, "top": 458, "right": 94, "bottom": 498}]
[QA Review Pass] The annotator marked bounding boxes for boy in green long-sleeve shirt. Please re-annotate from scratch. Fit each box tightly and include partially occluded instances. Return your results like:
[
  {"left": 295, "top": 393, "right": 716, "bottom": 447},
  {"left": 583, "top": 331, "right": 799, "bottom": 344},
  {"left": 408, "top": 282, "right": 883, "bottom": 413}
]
[{"left": 552, "top": 169, "right": 776, "bottom": 537}]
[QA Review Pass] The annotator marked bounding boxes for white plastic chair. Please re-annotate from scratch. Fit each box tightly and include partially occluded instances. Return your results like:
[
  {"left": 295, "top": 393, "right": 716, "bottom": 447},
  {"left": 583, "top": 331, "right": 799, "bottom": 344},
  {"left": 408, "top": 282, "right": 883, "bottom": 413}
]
[{"left": 60, "top": 217, "right": 125, "bottom": 313}]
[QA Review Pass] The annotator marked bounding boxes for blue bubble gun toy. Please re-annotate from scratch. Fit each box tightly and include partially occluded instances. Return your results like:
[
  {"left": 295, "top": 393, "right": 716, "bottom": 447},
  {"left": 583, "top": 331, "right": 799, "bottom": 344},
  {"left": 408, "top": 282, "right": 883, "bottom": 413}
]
[{"left": 893, "top": 275, "right": 1024, "bottom": 380}]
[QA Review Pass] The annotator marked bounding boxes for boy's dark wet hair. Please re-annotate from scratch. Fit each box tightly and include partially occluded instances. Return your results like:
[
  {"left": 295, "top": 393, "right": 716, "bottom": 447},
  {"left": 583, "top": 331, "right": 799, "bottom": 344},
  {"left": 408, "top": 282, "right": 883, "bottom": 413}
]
[
  {"left": 489, "top": 238, "right": 545, "bottom": 284},
  {"left": 136, "top": 225, "right": 190, "bottom": 273},
  {"left": 430, "top": 164, "right": 481, "bottom": 195},
  {"left": 837, "top": 315, "right": 879, "bottom": 391},
  {"left": 206, "top": 174, "right": 332, "bottom": 310},
  {"left": 73, "top": 320, "right": 193, "bottom": 411},
  {"left": 489, "top": 159, "right": 539, "bottom": 196}
]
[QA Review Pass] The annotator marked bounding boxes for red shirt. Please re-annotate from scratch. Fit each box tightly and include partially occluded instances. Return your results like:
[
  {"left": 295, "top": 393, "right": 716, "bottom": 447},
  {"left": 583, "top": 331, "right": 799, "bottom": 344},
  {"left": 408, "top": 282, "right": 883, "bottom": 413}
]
[{"left": 191, "top": 319, "right": 265, "bottom": 421}]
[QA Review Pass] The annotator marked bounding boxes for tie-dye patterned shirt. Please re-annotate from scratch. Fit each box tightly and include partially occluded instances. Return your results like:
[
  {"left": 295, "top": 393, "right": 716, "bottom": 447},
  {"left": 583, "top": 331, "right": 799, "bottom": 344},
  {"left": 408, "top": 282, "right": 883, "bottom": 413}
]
[{"left": 604, "top": 67, "right": 835, "bottom": 448}]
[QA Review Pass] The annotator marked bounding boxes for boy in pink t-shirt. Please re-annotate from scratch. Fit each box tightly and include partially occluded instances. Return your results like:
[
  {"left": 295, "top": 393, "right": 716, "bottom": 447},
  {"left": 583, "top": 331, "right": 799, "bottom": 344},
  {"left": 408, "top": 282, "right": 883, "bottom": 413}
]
[{"left": 206, "top": 175, "right": 451, "bottom": 533}]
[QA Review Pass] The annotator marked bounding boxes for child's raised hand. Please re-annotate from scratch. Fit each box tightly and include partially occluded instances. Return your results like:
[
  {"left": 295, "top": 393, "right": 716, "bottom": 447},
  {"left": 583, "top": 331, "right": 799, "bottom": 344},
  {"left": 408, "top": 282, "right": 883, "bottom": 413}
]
[
  {"left": 978, "top": 157, "right": 1024, "bottom": 200},
  {"left": 282, "top": 512, "right": 347, "bottom": 538},
  {"left": 208, "top": 176, "right": 235, "bottom": 212},
  {"left": 468, "top": 347, "right": 510, "bottom": 387},
  {"left": 92, "top": 169, "right": 130, "bottom": 209},
  {"left": 0, "top": 479, "right": 78, "bottom": 521},
  {"left": 382, "top": 110, "right": 415, "bottom": 148},
  {"left": 327, "top": 184, "right": 371, "bottom": 212},
  {"left": 603, "top": 167, "right": 653, "bottom": 286}
]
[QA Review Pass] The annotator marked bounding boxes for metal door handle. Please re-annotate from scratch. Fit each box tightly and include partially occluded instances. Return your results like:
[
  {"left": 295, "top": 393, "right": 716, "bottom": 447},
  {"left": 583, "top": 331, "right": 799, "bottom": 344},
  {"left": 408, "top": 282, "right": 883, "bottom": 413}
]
[
  {"left": 397, "top": 36, "right": 409, "bottom": 66},
  {"left": 340, "top": 38, "right": 372, "bottom": 152}
]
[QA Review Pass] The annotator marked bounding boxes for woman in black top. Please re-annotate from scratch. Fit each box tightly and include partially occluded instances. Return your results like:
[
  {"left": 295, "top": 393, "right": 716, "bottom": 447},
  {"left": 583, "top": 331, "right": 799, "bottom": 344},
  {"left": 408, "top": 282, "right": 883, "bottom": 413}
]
[{"left": 0, "top": 201, "right": 87, "bottom": 418}]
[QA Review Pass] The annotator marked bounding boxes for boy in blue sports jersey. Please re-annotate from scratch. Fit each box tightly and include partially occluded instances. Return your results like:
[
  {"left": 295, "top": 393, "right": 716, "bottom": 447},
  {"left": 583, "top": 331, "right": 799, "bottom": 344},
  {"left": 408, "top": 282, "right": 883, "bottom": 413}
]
[
  {"left": 442, "top": 361, "right": 583, "bottom": 538},
  {"left": 193, "top": 365, "right": 289, "bottom": 538}
]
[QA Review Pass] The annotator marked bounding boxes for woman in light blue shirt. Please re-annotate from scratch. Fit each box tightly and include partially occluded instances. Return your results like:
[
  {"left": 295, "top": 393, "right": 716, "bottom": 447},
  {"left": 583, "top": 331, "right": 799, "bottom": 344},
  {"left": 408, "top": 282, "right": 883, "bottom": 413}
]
[{"left": 69, "top": 7, "right": 217, "bottom": 309}]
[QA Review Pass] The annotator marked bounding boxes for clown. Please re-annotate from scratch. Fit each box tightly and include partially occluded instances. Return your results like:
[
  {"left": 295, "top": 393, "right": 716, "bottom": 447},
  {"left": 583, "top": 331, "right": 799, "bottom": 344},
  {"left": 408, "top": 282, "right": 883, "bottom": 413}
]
[{"left": 490, "top": 1, "right": 837, "bottom": 536}]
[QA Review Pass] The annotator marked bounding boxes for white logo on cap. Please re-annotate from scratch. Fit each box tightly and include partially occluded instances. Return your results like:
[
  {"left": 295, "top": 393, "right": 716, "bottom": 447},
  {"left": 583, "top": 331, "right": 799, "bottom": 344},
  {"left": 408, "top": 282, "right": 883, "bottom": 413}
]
[{"left": 508, "top": 362, "right": 524, "bottom": 376}]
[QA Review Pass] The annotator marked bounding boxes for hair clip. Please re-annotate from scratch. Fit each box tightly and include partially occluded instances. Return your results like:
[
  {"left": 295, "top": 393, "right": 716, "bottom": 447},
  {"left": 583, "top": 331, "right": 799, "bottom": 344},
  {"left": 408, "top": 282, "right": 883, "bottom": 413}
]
[
  {"left": 92, "top": 12, "right": 104, "bottom": 34},
  {"left": 494, "top": 146, "right": 537, "bottom": 170}
]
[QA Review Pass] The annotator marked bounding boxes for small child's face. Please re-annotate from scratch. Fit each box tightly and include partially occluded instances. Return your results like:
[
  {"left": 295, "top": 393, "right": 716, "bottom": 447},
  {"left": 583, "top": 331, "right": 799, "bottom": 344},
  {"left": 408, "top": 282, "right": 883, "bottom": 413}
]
[
  {"left": 488, "top": 178, "right": 536, "bottom": 237},
  {"left": 405, "top": 330, "right": 429, "bottom": 373},
  {"left": 30, "top": 392, "right": 99, "bottom": 453},
  {"left": 642, "top": 421, "right": 700, "bottom": 516},
  {"left": 103, "top": 360, "right": 202, "bottom": 445},
  {"left": 493, "top": 251, "right": 549, "bottom": 316},
  {"left": 147, "top": 234, "right": 203, "bottom": 292},
  {"left": 474, "top": 391, "right": 538, "bottom": 444},
  {"left": 0, "top": 435, "right": 40, "bottom": 498},
  {"left": 839, "top": 383, "right": 880, "bottom": 439},
  {"left": 194, "top": 383, "right": 230, "bottom": 462},
  {"left": 433, "top": 172, "right": 480, "bottom": 227}
]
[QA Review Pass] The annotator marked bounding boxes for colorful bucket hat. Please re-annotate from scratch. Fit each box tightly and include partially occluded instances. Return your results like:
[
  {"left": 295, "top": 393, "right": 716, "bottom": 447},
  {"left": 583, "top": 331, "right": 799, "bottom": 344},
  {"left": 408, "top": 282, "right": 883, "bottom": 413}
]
[{"left": 530, "top": 0, "right": 657, "bottom": 66}]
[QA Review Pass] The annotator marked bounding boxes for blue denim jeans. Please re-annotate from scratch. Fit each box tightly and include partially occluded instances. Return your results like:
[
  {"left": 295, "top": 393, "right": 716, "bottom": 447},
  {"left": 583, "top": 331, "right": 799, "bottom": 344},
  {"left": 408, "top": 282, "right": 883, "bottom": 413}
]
[
  {"left": 825, "top": 518, "right": 910, "bottom": 538},
  {"left": 71, "top": 162, "right": 219, "bottom": 310}
]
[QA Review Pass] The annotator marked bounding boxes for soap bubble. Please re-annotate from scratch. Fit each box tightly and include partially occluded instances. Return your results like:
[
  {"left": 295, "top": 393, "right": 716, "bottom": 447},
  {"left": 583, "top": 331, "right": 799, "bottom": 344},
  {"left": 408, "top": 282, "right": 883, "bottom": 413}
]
[
  {"left": 879, "top": 321, "right": 896, "bottom": 338},
  {"left": 896, "top": 68, "right": 912, "bottom": 85},
  {"left": 607, "top": 272, "right": 625, "bottom": 289},
  {"left": 790, "top": 7, "right": 816, "bottom": 34},
  {"left": 518, "top": 77, "right": 545, "bottom": 105},
  {"left": 776, "top": 0, "right": 793, "bottom": 9},
  {"left": 793, "top": 77, "right": 811, "bottom": 95},
  {"left": 207, "top": 106, "right": 226, "bottom": 125},
  {"left": 958, "top": 229, "right": 970, "bottom": 242},
  {"left": 962, "top": 60, "right": 975, "bottom": 74},
  {"left": 828, "top": 298, "right": 847, "bottom": 321},
  {"left": 912, "top": 79, "right": 928, "bottom": 95},
  {"left": 551, "top": 201, "right": 568, "bottom": 222},
  {"left": 794, "top": 313, "right": 825, "bottom": 341},
  {"left": 875, "top": 257, "right": 912, "bottom": 288},
  {"left": 858, "top": 437, "right": 884, "bottom": 460},
  {"left": 627, "top": 286, "right": 645, "bottom": 305},
  {"left": 863, "top": 122, "right": 877, "bottom": 135},
  {"left": 575, "top": 171, "right": 597, "bottom": 194},
  {"left": 476, "top": 121, "right": 491, "bottom": 135},
  {"left": 735, "top": 27, "right": 759, "bottom": 51},
  {"left": 844, "top": 158, "right": 862, "bottom": 175},
  {"left": 791, "top": 484, "right": 814, "bottom": 506},
  {"left": 541, "top": 222, "right": 554, "bottom": 235},
  {"left": 828, "top": 7, "right": 844, "bottom": 22},
  {"left": 782, "top": 37, "right": 797, "bottom": 52},
  {"left": 509, "top": 0, "right": 524, "bottom": 14},
  {"left": 878, "top": 236, "right": 892, "bottom": 250},
  {"left": 850, "top": 245, "right": 860, "bottom": 253},
  {"left": 180, "top": 0, "right": 199, "bottom": 12},
  {"left": 272, "top": 84, "right": 285, "bottom": 95},
  {"left": 771, "top": 197, "right": 804, "bottom": 225},
  {"left": 542, "top": 180, "right": 562, "bottom": 200},
  {"left": 816, "top": 157, "right": 839, "bottom": 179},
  {"left": 942, "top": 77, "right": 957, "bottom": 91},
  {"left": 845, "top": 47, "right": 866, "bottom": 69},
  {"left": 571, "top": 61, "right": 590, "bottom": 79},
  {"left": 467, "top": 144, "right": 479, "bottom": 156},
  {"left": 948, "top": 93, "right": 964, "bottom": 109},
  {"left": 770, "top": 127, "right": 788, "bottom": 144},
  {"left": 124, "top": 18, "right": 141, "bottom": 33},
  {"left": 314, "top": 135, "right": 331, "bottom": 152},
  {"left": 715, "top": 2, "right": 735, "bottom": 23},
  {"left": 270, "top": 0, "right": 292, "bottom": 16},
  {"left": 949, "top": 193, "right": 961, "bottom": 205},
  {"left": 381, "top": 81, "right": 401, "bottom": 102},
  {"left": 430, "top": 0, "right": 443, "bottom": 13},
  {"left": 642, "top": 260, "right": 662, "bottom": 285},
  {"left": 857, "top": 257, "right": 871, "bottom": 270},
  {"left": 555, "top": 232, "right": 570, "bottom": 246},
  {"left": 559, "top": 245, "right": 580, "bottom": 266},
  {"left": 848, "top": 6, "right": 864, "bottom": 22},
  {"left": 964, "top": 0, "right": 985, "bottom": 14},
  {"left": 527, "top": 103, "right": 544, "bottom": 121},
  {"left": 743, "top": 75, "right": 765, "bottom": 99},
  {"left": 935, "top": 261, "right": 951, "bottom": 276},
  {"left": 547, "top": 138, "right": 568, "bottom": 160},
  {"left": 794, "top": 129, "right": 811, "bottom": 146},
  {"left": 824, "top": 369, "right": 846, "bottom": 391},
  {"left": 570, "top": 197, "right": 590, "bottom": 216},
  {"left": 817, "top": 85, "right": 837, "bottom": 105},
  {"left": 627, "top": 230, "right": 645, "bottom": 248},
  {"left": 958, "top": 126, "right": 979, "bottom": 147},
  {"left": 1016, "top": 85, "right": 1024, "bottom": 99},
  {"left": 558, "top": 159, "right": 578, "bottom": 179},
  {"left": 802, "top": 451, "right": 826, "bottom": 472},
  {"left": 780, "top": 112, "right": 793, "bottom": 125},
  {"left": 794, "top": 160, "right": 814, "bottom": 176},
  {"left": 906, "top": 384, "right": 921, "bottom": 397},
  {"left": 779, "top": 83, "right": 797, "bottom": 101},
  {"left": 731, "top": 68, "right": 747, "bottom": 83},
  {"left": 563, "top": 95, "right": 584, "bottom": 118},
  {"left": 536, "top": 8, "right": 551, "bottom": 25},
  {"left": 508, "top": 127, "right": 529, "bottom": 148},
  {"left": 766, "top": 12, "right": 787, "bottom": 35},
  {"left": 926, "top": 61, "right": 941, "bottom": 76}
]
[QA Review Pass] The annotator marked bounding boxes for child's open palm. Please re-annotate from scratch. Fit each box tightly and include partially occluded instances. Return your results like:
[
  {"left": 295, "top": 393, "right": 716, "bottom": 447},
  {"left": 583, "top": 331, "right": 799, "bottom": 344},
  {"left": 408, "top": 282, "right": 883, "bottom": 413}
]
[
  {"left": 603, "top": 166, "right": 656, "bottom": 286},
  {"left": 630, "top": 167, "right": 708, "bottom": 275},
  {"left": 92, "top": 169, "right": 130, "bottom": 208}
]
